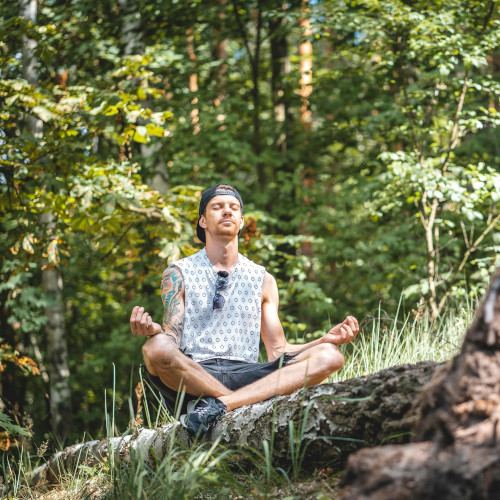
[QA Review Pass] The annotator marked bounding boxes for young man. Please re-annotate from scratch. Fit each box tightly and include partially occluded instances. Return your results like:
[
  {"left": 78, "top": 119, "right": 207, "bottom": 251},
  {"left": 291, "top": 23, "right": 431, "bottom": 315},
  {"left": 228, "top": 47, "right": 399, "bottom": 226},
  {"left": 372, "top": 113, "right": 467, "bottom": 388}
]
[{"left": 130, "top": 183, "right": 359, "bottom": 437}]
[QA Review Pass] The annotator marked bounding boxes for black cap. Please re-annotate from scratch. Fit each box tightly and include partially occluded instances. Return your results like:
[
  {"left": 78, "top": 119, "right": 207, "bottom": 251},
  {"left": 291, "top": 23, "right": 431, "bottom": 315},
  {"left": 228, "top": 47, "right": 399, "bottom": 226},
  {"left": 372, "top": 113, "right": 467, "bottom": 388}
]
[{"left": 196, "top": 183, "right": 243, "bottom": 243}]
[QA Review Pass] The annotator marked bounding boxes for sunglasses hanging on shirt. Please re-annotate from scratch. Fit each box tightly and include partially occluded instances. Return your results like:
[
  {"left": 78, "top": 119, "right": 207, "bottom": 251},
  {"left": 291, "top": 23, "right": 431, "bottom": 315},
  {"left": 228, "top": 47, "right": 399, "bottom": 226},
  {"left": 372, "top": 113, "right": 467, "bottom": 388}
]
[{"left": 213, "top": 271, "right": 229, "bottom": 310}]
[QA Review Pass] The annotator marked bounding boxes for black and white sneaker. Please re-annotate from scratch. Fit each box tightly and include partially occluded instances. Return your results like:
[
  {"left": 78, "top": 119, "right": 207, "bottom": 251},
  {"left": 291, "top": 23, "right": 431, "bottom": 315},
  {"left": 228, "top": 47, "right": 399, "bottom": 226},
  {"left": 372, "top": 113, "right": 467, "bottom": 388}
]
[{"left": 180, "top": 397, "right": 227, "bottom": 437}]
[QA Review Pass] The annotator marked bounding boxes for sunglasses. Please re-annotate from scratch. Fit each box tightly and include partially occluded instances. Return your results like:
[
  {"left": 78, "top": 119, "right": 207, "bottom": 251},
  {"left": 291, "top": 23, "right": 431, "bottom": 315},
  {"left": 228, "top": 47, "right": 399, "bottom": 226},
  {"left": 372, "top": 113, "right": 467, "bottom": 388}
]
[{"left": 213, "top": 271, "right": 229, "bottom": 310}]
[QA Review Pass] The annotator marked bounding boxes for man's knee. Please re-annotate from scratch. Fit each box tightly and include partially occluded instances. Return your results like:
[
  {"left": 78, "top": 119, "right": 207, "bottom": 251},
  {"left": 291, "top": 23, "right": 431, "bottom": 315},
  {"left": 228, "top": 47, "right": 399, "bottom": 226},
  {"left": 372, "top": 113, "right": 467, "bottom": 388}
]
[
  {"left": 142, "top": 334, "right": 183, "bottom": 369},
  {"left": 312, "top": 343, "right": 344, "bottom": 376}
]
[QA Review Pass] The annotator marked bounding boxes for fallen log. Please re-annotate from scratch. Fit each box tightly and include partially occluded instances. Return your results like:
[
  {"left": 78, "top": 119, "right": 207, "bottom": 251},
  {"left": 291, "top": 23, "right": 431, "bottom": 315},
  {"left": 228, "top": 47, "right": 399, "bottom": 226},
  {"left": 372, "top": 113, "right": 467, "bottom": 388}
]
[
  {"left": 30, "top": 360, "right": 440, "bottom": 486},
  {"left": 339, "top": 269, "right": 500, "bottom": 500}
]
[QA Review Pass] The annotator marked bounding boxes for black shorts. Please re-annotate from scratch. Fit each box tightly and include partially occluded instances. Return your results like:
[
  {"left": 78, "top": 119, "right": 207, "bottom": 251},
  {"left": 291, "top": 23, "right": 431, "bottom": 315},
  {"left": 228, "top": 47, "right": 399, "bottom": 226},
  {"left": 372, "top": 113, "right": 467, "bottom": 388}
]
[{"left": 144, "top": 353, "right": 298, "bottom": 417}]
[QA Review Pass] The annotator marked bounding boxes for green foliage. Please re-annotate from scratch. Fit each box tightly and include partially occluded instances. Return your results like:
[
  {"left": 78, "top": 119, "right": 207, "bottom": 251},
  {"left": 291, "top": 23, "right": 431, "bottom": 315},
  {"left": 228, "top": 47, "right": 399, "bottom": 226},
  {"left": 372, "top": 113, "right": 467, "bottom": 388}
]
[
  {"left": 0, "top": 412, "right": 31, "bottom": 446},
  {"left": 0, "top": 0, "right": 498, "bottom": 445},
  {"left": 311, "top": 0, "right": 500, "bottom": 318}
]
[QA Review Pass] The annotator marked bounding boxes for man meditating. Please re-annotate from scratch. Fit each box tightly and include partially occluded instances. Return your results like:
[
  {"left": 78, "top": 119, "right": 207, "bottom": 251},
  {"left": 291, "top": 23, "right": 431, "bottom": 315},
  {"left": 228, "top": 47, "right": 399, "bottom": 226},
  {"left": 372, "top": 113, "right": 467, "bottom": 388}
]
[{"left": 130, "top": 183, "right": 359, "bottom": 437}]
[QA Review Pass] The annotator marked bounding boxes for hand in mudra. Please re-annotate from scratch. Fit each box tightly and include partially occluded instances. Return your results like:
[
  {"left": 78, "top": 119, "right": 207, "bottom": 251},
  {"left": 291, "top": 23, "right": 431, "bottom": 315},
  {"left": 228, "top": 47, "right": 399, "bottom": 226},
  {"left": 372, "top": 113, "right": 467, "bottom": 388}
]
[
  {"left": 324, "top": 316, "right": 359, "bottom": 345},
  {"left": 130, "top": 306, "right": 163, "bottom": 336}
]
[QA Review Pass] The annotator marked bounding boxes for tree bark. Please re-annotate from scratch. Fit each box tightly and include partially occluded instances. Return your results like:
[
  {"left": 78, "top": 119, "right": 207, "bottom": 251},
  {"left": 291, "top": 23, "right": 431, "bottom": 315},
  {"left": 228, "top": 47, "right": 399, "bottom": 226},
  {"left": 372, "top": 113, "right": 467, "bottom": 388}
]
[
  {"left": 339, "top": 268, "right": 500, "bottom": 500},
  {"left": 30, "top": 361, "right": 440, "bottom": 486}
]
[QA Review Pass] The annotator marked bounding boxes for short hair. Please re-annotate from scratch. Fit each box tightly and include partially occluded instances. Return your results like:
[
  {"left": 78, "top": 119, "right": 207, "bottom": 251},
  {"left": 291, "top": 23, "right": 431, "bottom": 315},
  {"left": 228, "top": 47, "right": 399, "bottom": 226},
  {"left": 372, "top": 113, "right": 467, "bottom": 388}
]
[
  {"left": 202, "top": 184, "right": 237, "bottom": 216},
  {"left": 215, "top": 184, "right": 234, "bottom": 193}
]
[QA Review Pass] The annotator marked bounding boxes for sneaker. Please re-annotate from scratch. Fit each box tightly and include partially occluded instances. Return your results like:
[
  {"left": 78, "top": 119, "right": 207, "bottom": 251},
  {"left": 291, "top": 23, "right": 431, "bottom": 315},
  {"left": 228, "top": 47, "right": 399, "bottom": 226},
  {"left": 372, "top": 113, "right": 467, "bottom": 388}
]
[{"left": 180, "top": 397, "right": 227, "bottom": 437}]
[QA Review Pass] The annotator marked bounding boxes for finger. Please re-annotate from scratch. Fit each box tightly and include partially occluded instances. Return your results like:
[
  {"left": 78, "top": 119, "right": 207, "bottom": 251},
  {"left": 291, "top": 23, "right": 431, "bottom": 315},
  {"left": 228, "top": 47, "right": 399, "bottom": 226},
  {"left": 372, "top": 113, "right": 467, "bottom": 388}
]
[
  {"left": 344, "top": 325, "right": 354, "bottom": 338},
  {"left": 349, "top": 316, "right": 359, "bottom": 331},
  {"left": 130, "top": 306, "right": 141, "bottom": 334},
  {"left": 139, "top": 312, "right": 150, "bottom": 335},
  {"left": 135, "top": 306, "right": 144, "bottom": 322},
  {"left": 349, "top": 319, "right": 358, "bottom": 334},
  {"left": 130, "top": 307, "right": 137, "bottom": 329},
  {"left": 345, "top": 316, "right": 355, "bottom": 329},
  {"left": 340, "top": 326, "right": 348, "bottom": 341}
]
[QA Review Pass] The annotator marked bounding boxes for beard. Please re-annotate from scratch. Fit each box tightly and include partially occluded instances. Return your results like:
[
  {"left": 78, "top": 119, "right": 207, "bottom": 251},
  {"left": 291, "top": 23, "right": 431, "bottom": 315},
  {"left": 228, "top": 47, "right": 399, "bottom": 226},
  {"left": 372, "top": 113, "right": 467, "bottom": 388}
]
[{"left": 209, "top": 218, "right": 240, "bottom": 240}]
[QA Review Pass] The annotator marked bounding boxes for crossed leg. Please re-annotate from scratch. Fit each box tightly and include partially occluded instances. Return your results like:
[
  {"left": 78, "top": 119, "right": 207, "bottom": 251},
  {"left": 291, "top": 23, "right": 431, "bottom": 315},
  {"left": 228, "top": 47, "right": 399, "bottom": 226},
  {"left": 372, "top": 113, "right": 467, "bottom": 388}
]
[{"left": 143, "top": 334, "right": 344, "bottom": 412}]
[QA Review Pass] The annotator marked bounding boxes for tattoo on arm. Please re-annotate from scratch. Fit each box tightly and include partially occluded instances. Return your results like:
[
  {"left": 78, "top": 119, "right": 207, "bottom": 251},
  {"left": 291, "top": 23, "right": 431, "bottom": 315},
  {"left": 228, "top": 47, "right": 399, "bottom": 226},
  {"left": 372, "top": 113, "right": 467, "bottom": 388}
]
[{"left": 160, "top": 267, "right": 185, "bottom": 345}]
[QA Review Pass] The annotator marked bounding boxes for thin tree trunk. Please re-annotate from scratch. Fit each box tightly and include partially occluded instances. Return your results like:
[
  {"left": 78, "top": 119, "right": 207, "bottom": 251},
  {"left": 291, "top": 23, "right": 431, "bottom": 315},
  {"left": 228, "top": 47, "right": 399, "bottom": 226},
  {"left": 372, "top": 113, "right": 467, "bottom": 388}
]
[
  {"left": 186, "top": 28, "right": 200, "bottom": 136},
  {"left": 118, "top": 0, "right": 142, "bottom": 55},
  {"left": 214, "top": 0, "right": 228, "bottom": 128},
  {"left": 20, "top": 0, "right": 72, "bottom": 440},
  {"left": 231, "top": 0, "right": 264, "bottom": 188},
  {"left": 298, "top": 0, "right": 312, "bottom": 128},
  {"left": 251, "top": 5, "right": 263, "bottom": 188},
  {"left": 41, "top": 215, "right": 72, "bottom": 441},
  {"left": 298, "top": 0, "right": 314, "bottom": 261},
  {"left": 270, "top": 10, "right": 289, "bottom": 156}
]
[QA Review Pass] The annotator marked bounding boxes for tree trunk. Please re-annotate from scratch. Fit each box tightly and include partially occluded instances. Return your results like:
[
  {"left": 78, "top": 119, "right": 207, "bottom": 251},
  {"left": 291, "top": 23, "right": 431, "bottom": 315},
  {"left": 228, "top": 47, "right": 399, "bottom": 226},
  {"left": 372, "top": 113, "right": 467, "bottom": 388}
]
[
  {"left": 40, "top": 218, "right": 72, "bottom": 441},
  {"left": 186, "top": 27, "right": 200, "bottom": 136},
  {"left": 118, "top": 0, "right": 142, "bottom": 55},
  {"left": 231, "top": 0, "right": 264, "bottom": 187},
  {"left": 30, "top": 361, "right": 440, "bottom": 485},
  {"left": 339, "top": 268, "right": 500, "bottom": 500},
  {"left": 298, "top": 0, "right": 315, "bottom": 261},
  {"left": 298, "top": 0, "right": 313, "bottom": 128},
  {"left": 270, "top": 12, "right": 289, "bottom": 156},
  {"left": 214, "top": 0, "right": 228, "bottom": 128},
  {"left": 20, "top": 0, "right": 72, "bottom": 441}
]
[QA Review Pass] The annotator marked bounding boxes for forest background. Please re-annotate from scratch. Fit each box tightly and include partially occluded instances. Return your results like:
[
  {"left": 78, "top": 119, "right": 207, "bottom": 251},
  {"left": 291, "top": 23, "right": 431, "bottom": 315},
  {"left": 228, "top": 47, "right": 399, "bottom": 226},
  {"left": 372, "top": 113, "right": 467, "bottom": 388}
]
[{"left": 1, "top": 0, "right": 499, "bottom": 452}]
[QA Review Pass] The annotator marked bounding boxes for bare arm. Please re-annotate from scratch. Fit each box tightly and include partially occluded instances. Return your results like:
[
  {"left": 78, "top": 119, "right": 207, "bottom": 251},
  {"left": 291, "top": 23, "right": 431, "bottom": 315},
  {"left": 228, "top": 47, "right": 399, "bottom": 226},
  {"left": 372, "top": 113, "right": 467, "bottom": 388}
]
[
  {"left": 130, "top": 266, "right": 185, "bottom": 345},
  {"left": 260, "top": 272, "right": 359, "bottom": 362}
]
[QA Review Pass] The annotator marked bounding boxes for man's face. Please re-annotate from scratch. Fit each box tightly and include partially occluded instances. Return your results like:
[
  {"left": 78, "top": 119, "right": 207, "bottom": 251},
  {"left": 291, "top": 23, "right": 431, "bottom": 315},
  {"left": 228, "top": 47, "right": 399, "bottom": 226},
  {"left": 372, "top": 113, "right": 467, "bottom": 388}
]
[{"left": 200, "top": 194, "right": 243, "bottom": 242}]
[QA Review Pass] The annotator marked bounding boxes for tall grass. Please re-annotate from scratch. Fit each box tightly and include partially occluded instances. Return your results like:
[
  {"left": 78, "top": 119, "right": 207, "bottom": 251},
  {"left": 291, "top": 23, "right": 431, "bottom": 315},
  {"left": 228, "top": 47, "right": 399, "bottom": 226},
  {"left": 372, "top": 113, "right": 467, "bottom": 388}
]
[
  {"left": 1, "top": 303, "right": 473, "bottom": 499},
  {"left": 330, "top": 302, "right": 471, "bottom": 382}
]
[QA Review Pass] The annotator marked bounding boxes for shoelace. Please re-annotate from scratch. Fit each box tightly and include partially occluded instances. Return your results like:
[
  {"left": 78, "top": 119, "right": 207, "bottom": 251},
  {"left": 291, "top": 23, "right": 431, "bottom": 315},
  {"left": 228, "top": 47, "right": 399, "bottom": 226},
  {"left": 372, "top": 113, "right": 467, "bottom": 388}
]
[{"left": 197, "top": 401, "right": 224, "bottom": 426}]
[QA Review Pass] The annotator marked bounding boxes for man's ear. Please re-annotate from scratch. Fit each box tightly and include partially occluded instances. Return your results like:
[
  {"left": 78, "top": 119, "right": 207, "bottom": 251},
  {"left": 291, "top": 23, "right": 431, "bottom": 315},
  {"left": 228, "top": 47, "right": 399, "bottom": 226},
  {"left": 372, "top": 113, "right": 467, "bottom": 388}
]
[
  {"left": 199, "top": 215, "right": 207, "bottom": 229},
  {"left": 239, "top": 216, "right": 244, "bottom": 231}
]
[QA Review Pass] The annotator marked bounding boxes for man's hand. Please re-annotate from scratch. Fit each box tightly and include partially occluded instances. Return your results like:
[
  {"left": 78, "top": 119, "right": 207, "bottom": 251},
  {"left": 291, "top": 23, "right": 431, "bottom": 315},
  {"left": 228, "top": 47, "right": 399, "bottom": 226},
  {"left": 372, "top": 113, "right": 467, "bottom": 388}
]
[
  {"left": 130, "top": 306, "right": 163, "bottom": 337},
  {"left": 323, "top": 316, "right": 359, "bottom": 345}
]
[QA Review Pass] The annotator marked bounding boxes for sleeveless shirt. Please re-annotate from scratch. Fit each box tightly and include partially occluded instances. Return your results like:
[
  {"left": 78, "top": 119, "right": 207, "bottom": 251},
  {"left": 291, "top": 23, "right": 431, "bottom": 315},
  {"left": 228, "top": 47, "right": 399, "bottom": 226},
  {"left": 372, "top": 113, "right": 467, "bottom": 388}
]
[{"left": 171, "top": 248, "right": 266, "bottom": 363}]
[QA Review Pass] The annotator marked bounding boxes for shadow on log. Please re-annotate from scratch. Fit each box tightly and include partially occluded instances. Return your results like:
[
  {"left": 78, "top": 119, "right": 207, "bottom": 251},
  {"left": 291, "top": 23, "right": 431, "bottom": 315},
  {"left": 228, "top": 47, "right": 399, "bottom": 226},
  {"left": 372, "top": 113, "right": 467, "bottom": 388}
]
[
  {"left": 339, "top": 269, "right": 500, "bottom": 500},
  {"left": 29, "top": 361, "right": 440, "bottom": 486}
]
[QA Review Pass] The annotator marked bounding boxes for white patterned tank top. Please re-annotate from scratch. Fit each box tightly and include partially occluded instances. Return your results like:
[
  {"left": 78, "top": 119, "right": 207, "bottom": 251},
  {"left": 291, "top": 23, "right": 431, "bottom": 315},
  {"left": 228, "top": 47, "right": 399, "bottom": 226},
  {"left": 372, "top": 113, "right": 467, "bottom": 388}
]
[{"left": 171, "top": 248, "right": 266, "bottom": 362}]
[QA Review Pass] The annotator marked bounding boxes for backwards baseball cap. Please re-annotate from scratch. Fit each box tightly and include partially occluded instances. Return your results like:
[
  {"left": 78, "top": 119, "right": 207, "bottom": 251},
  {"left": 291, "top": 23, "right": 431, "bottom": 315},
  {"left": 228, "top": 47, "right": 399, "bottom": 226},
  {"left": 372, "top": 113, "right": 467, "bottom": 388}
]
[{"left": 196, "top": 183, "right": 243, "bottom": 243}]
